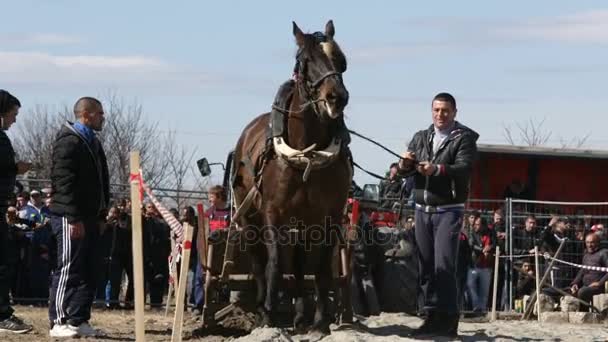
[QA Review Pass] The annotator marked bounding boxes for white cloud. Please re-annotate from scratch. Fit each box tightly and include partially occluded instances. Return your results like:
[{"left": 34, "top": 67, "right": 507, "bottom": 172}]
[
  {"left": 0, "top": 51, "right": 171, "bottom": 81},
  {"left": 0, "top": 33, "right": 81, "bottom": 45},
  {"left": 0, "top": 50, "right": 269, "bottom": 95},
  {"left": 495, "top": 9, "right": 608, "bottom": 44},
  {"left": 349, "top": 10, "right": 608, "bottom": 64}
]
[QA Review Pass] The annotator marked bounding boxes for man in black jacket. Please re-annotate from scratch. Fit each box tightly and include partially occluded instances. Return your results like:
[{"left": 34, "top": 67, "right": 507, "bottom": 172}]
[
  {"left": 0, "top": 90, "right": 33, "bottom": 334},
  {"left": 48, "top": 97, "right": 109, "bottom": 338},
  {"left": 399, "top": 93, "right": 478, "bottom": 338},
  {"left": 570, "top": 233, "right": 608, "bottom": 307}
]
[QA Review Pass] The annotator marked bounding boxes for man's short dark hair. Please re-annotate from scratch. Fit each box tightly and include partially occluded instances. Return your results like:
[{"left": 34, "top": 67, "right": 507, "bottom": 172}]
[
  {"left": 433, "top": 92, "right": 456, "bottom": 109},
  {"left": 0, "top": 89, "right": 21, "bottom": 115},
  {"left": 389, "top": 162, "right": 399, "bottom": 169},
  {"left": 73, "top": 97, "right": 102, "bottom": 119}
]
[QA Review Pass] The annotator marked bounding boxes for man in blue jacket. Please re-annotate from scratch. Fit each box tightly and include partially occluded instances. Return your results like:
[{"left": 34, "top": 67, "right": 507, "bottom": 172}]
[{"left": 48, "top": 97, "right": 109, "bottom": 338}]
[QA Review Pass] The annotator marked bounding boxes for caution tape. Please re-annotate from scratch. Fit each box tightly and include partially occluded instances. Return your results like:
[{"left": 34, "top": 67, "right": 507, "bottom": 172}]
[
  {"left": 135, "top": 169, "right": 186, "bottom": 284},
  {"left": 543, "top": 253, "right": 608, "bottom": 273}
]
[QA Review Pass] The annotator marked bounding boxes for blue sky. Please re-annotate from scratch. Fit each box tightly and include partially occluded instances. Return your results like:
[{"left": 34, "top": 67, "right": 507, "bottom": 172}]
[{"left": 3, "top": 1, "right": 608, "bottom": 186}]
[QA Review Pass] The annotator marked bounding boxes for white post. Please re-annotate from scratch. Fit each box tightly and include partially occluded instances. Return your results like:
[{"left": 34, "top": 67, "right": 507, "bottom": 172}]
[
  {"left": 534, "top": 246, "right": 542, "bottom": 321},
  {"left": 491, "top": 246, "right": 500, "bottom": 321}
]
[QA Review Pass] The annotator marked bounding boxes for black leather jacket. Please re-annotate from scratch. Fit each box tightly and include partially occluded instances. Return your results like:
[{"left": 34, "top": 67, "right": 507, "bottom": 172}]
[
  {"left": 406, "top": 121, "right": 479, "bottom": 206},
  {"left": 0, "top": 130, "right": 17, "bottom": 214}
]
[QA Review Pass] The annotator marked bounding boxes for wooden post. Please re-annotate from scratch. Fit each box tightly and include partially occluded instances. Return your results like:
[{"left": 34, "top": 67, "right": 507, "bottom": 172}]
[
  {"left": 171, "top": 223, "right": 194, "bottom": 342},
  {"left": 534, "top": 246, "right": 542, "bottom": 321},
  {"left": 491, "top": 246, "right": 500, "bottom": 321},
  {"left": 130, "top": 151, "right": 146, "bottom": 342}
]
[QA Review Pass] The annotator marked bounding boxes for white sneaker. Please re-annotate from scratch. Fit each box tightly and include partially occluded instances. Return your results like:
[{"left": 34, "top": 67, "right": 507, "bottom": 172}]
[
  {"left": 49, "top": 324, "right": 79, "bottom": 338},
  {"left": 76, "top": 322, "right": 101, "bottom": 337}
]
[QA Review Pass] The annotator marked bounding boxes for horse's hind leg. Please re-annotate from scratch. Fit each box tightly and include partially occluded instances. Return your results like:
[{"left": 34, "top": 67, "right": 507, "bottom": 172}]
[
  {"left": 245, "top": 226, "right": 269, "bottom": 327},
  {"left": 263, "top": 214, "right": 281, "bottom": 326}
]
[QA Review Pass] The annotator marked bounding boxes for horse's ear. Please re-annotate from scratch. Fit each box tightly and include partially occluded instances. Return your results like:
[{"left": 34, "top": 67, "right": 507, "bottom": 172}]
[
  {"left": 325, "top": 20, "right": 335, "bottom": 40},
  {"left": 293, "top": 21, "right": 305, "bottom": 47}
]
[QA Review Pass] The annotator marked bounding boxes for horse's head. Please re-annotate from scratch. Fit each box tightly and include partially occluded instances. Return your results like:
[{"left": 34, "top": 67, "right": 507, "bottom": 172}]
[{"left": 293, "top": 20, "right": 349, "bottom": 120}]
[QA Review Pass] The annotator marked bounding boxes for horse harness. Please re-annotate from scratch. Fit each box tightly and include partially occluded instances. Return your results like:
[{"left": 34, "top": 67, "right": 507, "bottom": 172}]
[{"left": 232, "top": 48, "right": 351, "bottom": 222}]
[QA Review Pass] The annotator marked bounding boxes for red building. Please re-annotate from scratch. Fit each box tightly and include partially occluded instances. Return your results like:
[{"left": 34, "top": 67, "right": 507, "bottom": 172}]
[{"left": 470, "top": 144, "right": 608, "bottom": 202}]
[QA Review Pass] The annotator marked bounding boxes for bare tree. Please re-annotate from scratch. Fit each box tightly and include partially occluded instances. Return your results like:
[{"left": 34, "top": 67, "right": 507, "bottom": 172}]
[
  {"left": 12, "top": 105, "right": 69, "bottom": 180},
  {"left": 559, "top": 133, "right": 591, "bottom": 149},
  {"left": 503, "top": 117, "right": 591, "bottom": 148},
  {"left": 100, "top": 92, "right": 169, "bottom": 189},
  {"left": 161, "top": 130, "right": 198, "bottom": 209},
  {"left": 502, "top": 117, "right": 552, "bottom": 147}
]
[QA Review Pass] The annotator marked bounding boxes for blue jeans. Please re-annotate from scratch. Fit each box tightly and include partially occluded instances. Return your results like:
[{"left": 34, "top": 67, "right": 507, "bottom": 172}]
[
  {"left": 193, "top": 262, "right": 204, "bottom": 310},
  {"left": 467, "top": 268, "right": 491, "bottom": 312}
]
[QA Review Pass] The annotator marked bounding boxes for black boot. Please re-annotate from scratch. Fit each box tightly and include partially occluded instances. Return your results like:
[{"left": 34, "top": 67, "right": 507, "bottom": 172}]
[
  {"left": 410, "top": 310, "right": 436, "bottom": 336},
  {"left": 434, "top": 312, "right": 459, "bottom": 338}
]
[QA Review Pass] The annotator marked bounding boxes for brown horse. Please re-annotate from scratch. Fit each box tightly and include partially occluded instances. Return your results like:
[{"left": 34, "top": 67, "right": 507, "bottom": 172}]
[{"left": 231, "top": 20, "right": 352, "bottom": 333}]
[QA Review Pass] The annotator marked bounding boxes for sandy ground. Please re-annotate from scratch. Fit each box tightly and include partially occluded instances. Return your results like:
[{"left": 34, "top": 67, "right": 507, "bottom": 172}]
[{"left": 2, "top": 306, "right": 608, "bottom": 341}]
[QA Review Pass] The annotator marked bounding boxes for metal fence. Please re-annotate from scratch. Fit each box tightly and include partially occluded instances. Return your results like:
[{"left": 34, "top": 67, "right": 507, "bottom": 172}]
[
  {"left": 504, "top": 198, "right": 608, "bottom": 311},
  {"left": 14, "top": 177, "right": 208, "bottom": 209}
]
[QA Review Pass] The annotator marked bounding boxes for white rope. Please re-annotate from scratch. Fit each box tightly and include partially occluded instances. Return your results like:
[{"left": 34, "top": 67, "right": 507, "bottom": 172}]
[
  {"left": 543, "top": 253, "right": 608, "bottom": 273},
  {"left": 510, "top": 199, "right": 608, "bottom": 206},
  {"left": 499, "top": 253, "right": 536, "bottom": 259}
]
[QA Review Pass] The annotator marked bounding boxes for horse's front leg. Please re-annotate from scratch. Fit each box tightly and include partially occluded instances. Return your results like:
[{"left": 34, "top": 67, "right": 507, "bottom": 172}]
[
  {"left": 293, "top": 243, "right": 306, "bottom": 332},
  {"left": 312, "top": 218, "right": 337, "bottom": 334},
  {"left": 263, "top": 211, "right": 281, "bottom": 326}
]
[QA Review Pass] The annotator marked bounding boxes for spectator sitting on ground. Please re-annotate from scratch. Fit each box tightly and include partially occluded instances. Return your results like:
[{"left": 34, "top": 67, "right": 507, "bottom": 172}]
[
  {"left": 515, "top": 261, "right": 536, "bottom": 299},
  {"left": 569, "top": 233, "right": 608, "bottom": 309}
]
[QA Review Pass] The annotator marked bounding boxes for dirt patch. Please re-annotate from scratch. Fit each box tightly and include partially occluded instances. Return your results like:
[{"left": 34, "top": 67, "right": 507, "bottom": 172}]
[{"left": 3, "top": 307, "right": 608, "bottom": 341}]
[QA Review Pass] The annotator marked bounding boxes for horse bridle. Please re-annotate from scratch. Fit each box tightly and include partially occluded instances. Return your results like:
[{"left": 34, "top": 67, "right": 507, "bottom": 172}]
[{"left": 294, "top": 51, "right": 343, "bottom": 117}]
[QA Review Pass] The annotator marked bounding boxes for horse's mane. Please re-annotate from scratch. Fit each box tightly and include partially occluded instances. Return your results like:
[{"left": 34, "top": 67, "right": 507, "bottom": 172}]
[{"left": 297, "top": 34, "right": 347, "bottom": 73}]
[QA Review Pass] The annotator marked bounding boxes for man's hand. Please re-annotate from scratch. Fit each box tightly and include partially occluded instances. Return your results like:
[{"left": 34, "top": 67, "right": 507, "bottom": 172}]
[
  {"left": 548, "top": 215, "right": 559, "bottom": 228},
  {"left": 589, "top": 282, "right": 601, "bottom": 288},
  {"left": 16, "top": 161, "right": 31, "bottom": 175},
  {"left": 482, "top": 245, "right": 492, "bottom": 254},
  {"left": 69, "top": 222, "right": 85, "bottom": 239},
  {"left": 497, "top": 232, "right": 506, "bottom": 240},
  {"left": 570, "top": 284, "right": 579, "bottom": 294},
  {"left": 399, "top": 151, "right": 416, "bottom": 171},
  {"left": 528, "top": 248, "right": 536, "bottom": 254},
  {"left": 416, "top": 161, "right": 437, "bottom": 176}
]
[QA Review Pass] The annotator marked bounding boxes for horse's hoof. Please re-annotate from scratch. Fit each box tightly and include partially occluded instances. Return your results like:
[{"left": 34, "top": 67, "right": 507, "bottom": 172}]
[
  {"left": 256, "top": 312, "right": 272, "bottom": 328},
  {"left": 311, "top": 321, "right": 331, "bottom": 335},
  {"left": 293, "top": 314, "right": 307, "bottom": 334},
  {"left": 307, "top": 329, "right": 329, "bottom": 341}
]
